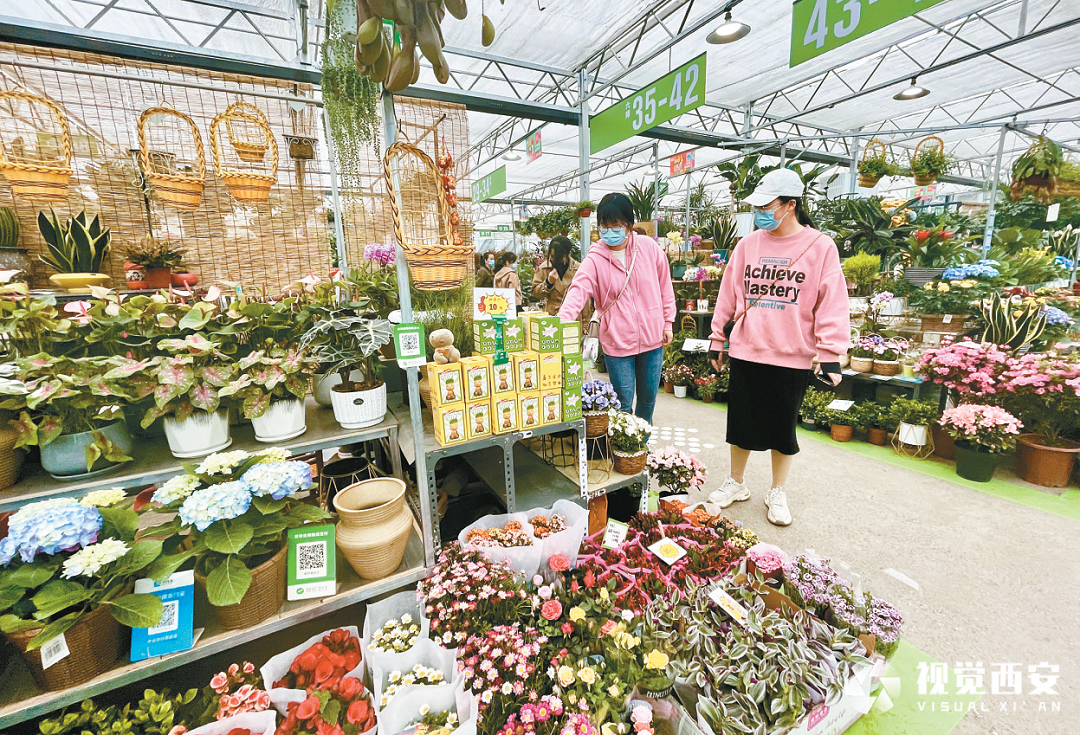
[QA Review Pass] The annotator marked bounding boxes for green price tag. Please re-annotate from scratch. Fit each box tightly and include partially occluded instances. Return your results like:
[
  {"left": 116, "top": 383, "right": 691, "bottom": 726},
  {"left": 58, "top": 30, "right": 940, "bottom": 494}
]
[
  {"left": 472, "top": 165, "right": 507, "bottom": 203},
  {"left": 496, "top": 224, "right": 512, "bottom": 232},
  {"left": 590, "top": 53, "right": 707, "bottom": 154},
  {"left": 287, "top": 525, "right": 336, "bottom": 601},
  {"left": 791, "top": 0, "right": 950, "bottom": 66},
  {"left": 393, "top": 323, "right": 427, "bottom": 368}
]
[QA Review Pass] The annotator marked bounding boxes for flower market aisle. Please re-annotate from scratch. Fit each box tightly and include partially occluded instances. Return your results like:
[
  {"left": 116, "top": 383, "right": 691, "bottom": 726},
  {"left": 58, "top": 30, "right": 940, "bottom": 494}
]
[{"left": 648, "top": 392, "right": 1079, "bottom": 735}]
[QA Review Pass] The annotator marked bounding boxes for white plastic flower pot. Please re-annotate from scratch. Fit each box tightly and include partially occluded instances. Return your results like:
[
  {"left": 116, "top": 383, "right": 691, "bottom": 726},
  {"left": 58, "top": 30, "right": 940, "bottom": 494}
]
[
  {"left": 331, "top": 382, "right": 388, "bottom": 429},
  {"left": 674, "top": 386, "right": 688, "bottom": 398},
  {"left": 313, "top": 369, "right": 364, "bottom": 406},
  {"left": 897, "top": 422, "right": 929, "bottom": 447},
  {"left": 251, "top": 398, "right": 307, "bottom": 442},
  {"left": 164, "top": 409, "right": 232, "bottom": 458},
  {"left": 882, "top": 297, "right": 907, "bottom": 316}
]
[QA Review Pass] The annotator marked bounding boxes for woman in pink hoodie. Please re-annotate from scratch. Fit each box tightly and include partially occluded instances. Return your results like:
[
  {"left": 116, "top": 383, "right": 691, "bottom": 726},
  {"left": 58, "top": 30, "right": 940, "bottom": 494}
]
[
  {"left": 558, "top": 193, "right": 675, "bottom": 422},
  {"left": 707, "top": 169, "right": 850, "bottom": 527}
]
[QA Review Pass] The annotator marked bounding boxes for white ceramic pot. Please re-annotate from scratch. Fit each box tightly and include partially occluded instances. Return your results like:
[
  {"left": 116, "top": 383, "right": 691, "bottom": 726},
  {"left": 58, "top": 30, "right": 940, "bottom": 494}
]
[
  {"left": 330, "top": 382, "right": 388, "bottom": 429},
  {"left": 674, "top": 386, "right": 688, "bottom": 398},
  {"left": 882, "top": 296, "right": 907, "bottom": 316},
  {"left": 164, "top": 410, "right": 232, "bottom": 458},
  {"left": 251, "top": 398, "right": 307, "bottom": 443},
  {"left": 313, "top": 369, "right": 363, "bottom": 406},
  {"left": 897, "top": 422, "right": 929, "bottom": 447}
]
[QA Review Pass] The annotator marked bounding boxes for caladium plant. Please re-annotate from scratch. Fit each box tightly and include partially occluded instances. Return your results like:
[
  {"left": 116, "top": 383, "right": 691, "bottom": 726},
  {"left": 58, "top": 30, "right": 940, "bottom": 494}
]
[
  {"left": 219, "top": 340, "right": 320, "bottom": 418},
  {"left": 137, "top": 334, "right": 237, "bottom": 428}
]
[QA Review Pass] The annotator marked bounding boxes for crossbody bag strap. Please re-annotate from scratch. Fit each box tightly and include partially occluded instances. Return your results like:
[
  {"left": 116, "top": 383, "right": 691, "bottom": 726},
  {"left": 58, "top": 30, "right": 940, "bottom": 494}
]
[{"left": 727, "top": 232, "right": 823, "bottom": 333}]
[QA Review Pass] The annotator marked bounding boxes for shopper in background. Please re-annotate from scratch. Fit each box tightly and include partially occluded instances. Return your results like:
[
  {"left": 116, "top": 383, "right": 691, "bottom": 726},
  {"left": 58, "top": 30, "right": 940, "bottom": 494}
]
[
  {"left": 531, "top": 236, "right": 591, "bottom": 320},
  {"left": 558, "top": 192, "right": 675, "bottom": 423},
  {"left": 493, "top": 251, "right": 522, "bottom": 305},
  {"left": 475, "top": 252, "right": 495, "bottom": 288},
  {"left": 707, "top": 168, "right": 849, "bottom": 527}
]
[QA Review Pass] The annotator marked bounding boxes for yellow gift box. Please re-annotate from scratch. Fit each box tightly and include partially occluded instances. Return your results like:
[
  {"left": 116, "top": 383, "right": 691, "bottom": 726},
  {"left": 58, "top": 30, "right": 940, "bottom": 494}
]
[
  {"left": 493, "top": 395, "right": 519, "bottom": 434},
  {"left": 518, "top": 391, "right": 542, "bottom": 430},
  {"left": 433, "top": 402, "right": 468, "bottom": 446}
]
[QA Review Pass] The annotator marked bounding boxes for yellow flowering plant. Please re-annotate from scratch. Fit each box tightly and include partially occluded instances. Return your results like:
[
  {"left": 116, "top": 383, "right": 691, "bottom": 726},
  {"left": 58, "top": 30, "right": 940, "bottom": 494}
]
[{"left": 909, "top": 278, "right": 991, "bottom": 315}]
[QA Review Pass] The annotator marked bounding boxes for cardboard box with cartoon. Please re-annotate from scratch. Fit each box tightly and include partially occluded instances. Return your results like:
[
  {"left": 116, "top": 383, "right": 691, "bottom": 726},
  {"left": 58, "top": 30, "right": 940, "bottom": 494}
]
[
  {"left": 560, "top": 319, "right": 581, "bottom": 354},
  {"left": 491, "top": 359, "right": 515, "bottom": 394},
  {"left": 433, "top": 403, "right": 467, "bottom": 446},
  {"left": 466, "top": 401, "right": 492, "bottom": 440},
  {"left": 562, "top": 353, "right": 584, "bottom": 388},
  {"left": 459, "top": 355, "right": 492, "bottom": 401},
  {"left": 472, "top": 318, "right": 524, "bottom": 354},
  {"left": 541, "top": 389, "right": 562, "bottom": 425},
  {"left": 518, "top": 392, "right": 541, "bottom": 430},
  {"left": 427, "top": 362, "right": 463, "bottom": 407},
  {"left": 493, "top": 395, "right": 518, "bottom": 434},
  {"left": 562, "top": 386, "right": 582, "bottom": 421},
  {"left": 539, "top": 352, "right": 563, "bottom": 389},
  {"left": 525, "top": 314, "right": 562, "bottom": 353},
  {"left": 513, "top": 350, "right": 539, "bottom": 392}
]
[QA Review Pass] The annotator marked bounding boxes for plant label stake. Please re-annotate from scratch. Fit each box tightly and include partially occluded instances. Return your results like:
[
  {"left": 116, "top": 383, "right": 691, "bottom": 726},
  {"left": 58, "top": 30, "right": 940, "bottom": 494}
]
[
  {"left": 602, "top": 519, "right": 629, "bottom": 549},
  {"left": 707, "top": 585, "right": 749, "bottom": 627}
]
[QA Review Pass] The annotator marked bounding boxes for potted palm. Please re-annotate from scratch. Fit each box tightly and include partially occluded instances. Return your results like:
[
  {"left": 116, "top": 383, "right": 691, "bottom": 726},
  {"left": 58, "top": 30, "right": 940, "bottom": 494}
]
[
  {"left": 301, "top": 313, "right": 393, "bottom": 429},
  {"left": 121, "top": 237, "right": 186, "bottom": 289},
  {"left": 626, "top": 179, "right": 661, "bottom": 237},
  {"left": 1, "top": 354, "right": 136, "bottom": 478},
  {"left": 220, "top": 340, "right": 321, "bottom": 442},
  {"left": 37, "top": 209, "right": 112, "bottom": 293},
  {"left": 938, "top": 405, "right": 1023, "bottom": 482}
]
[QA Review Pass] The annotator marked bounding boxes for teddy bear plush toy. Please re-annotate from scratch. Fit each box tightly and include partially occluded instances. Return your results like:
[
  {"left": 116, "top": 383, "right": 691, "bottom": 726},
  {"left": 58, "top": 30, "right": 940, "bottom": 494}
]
[{"left": 430, "top": 328, "right": 461, "bottom": 364}]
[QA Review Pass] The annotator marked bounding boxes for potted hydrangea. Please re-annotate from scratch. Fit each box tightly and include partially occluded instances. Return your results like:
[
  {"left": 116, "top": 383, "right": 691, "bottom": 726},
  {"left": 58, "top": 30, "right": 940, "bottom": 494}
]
[
  {"left": 938, "top": 404, "right": 1023, "bottom": 482},
  {"left": 581, "top": 380, "right": 621, "bottom": 438},
  {"left": 608, "top": 409, "right": 651, "bottom": 475}
]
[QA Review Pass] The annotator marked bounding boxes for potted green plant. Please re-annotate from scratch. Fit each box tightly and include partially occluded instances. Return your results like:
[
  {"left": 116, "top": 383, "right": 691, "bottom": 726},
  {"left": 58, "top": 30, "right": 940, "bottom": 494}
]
[
  {"left": 608, "top": 409, "right": 651, "bottom": 475},
  {"left": 122, "top": 237, "right": 186, "bottom": 289},
  {"left": 136, "top": 334, "right": 238, "bottom": 458},
  {"left": 219, "top": 340, "right": 321, "bottom": 443},
  {"left": 626, "top": 179, "right": 662, "bottom": 237},
  {"left": 842, "top": 252, "right": 881, "bottom": 301},
  {"left": 799, "top": 387, "right": 830, "bottom": 430},
  {"left": 0, "top": 354, "right": 136, "bottom": 478},
  {"left": 857, "top": 142, "right": 897, "bottom": 188},
  {"left": 0, "top": 206, "right": 32, "bottom": 280},
  {"left": 908, "top": 279, "right": 990, "bottom": 333},
  {"left": 910, "top": 139, "right": 951, "bottom": 186},
  {"left": 0, "top": 493, "right": 163, "bottom": 690},
  {"left": 823, "top": 408, "right": 856, "bottom": 442},
  {"left": 301, "top": 312, "right": 392, "bottom": 429},
  {"left": 888, "top": 397, "right": 939, "bottom": 454},
  {"left": 37, "top": 209, "right": 112, "bottom": 293},
  {"left": 1010, "top": 135, "right": 1063, "bottom": 204},
  {"left": 144, "top": 450, "right": 328, "bottom": 629},
  {"left": 854, "top": 402, "right": 890, "bottom": 445},
  {"left": 576, "top": 200, "right": 595, "bottom": 218},
  {"left": 938, "top": 404, "right": 1023, "bottom": 482}
]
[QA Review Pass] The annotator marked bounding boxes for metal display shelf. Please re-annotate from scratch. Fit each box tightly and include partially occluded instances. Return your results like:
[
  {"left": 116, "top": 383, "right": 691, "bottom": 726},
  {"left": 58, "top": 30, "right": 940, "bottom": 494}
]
[
  {"left": 551, "top": 451, "right": 648, "bottom": 501},
  {"left": 0, "top": 527, "right": 427, "bottom": 730},
  {"left": 1, "top": 398, "right": 403, "bottom": 513},
  {"left": 840, "top": 369, "right": 933, "bottom": 400}
]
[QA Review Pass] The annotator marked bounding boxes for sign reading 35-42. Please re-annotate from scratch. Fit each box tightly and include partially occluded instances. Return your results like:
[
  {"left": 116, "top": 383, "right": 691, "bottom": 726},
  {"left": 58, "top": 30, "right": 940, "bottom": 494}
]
[{"left": 791, "top": 0, "right": 950, "bottom": 66}]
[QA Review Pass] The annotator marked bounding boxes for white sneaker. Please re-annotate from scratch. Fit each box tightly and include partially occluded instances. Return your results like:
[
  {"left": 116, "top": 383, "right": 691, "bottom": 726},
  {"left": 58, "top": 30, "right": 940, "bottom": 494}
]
[
  {"left": 765, "top": 487, "right": 792, "bottom": 526},
  {"left": 708, "top": 477, "right": 751, "bottom": 508}
]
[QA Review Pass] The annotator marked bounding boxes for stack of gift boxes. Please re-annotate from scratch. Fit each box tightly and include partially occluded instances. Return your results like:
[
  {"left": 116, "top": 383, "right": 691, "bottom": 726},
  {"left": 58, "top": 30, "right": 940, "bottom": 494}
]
[{"left": 431, "top": 315, "right": 583, "bottom": 447}]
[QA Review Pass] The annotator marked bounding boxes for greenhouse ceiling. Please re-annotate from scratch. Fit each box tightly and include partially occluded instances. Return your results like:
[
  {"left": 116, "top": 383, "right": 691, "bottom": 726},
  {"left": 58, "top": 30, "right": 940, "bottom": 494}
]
[{"left": 3, "top": 0, "right": 1079, "bottom": 211}]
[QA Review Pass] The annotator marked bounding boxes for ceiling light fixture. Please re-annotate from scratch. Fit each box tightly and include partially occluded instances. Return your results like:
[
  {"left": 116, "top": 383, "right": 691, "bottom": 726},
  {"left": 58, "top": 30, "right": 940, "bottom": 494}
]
[
  {"left": 893, "top": 77, "right": 930, "bottom": 100},
  {"left": 707, "top": 12, "right": 751, "bottom": 44},
  {"left": 502, "top": 151, "right": 522, "bottom": 161}
]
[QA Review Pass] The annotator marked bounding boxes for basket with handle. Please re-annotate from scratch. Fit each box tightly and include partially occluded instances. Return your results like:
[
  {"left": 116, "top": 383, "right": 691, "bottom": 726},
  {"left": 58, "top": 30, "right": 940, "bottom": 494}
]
[
  {"left": 210, "top": 104, "right": 278, "bottom": 204},
  {"left": 858, "top": 139, "right": 888, "bottom": 188},
  {"left": 912, "top": 135, "right": 944, "bottom": 186},
  {"left": 384, "top": 141, "right": 469, "bottom": 290},
  {"left": 138, "top": 106, "right": 206, "bottom": 209},
  {"left": 0, "top": 90, "right": 73, "bottom": 201},
  {"left": 223, "top": 102, "right": 272, "bottom": 162}
]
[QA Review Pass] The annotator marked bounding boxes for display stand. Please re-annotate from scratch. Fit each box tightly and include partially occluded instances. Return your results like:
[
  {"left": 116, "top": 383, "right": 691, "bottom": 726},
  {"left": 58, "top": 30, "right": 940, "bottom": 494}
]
[{"left": 586, "top": 435, "right": 613, "bottom": 483}]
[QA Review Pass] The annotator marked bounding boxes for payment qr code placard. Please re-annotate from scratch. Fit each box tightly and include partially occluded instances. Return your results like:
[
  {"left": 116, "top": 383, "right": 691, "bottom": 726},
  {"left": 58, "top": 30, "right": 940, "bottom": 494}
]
[
  {"left": 394, "top": 323, "right": 427, "bottom": 368},
  {"left": 149, "top": 599, "right": 180, "bottom": 634},
  {"left": 288, "top": 524, "right": 337, "bottom": 601},
  {"left": 296, "top": 541, "right": 328, "bottom": 579}
]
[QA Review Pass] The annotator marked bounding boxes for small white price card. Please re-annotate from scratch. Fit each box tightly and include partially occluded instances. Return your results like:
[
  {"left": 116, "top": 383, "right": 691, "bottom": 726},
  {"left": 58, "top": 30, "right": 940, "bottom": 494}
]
[
  {"left": 942, "top": 314, "right": 953, "bottom": 324},
  {"left": 647, "top": 538, "right": 687, "bottom": 565},
  {"left": 827, "top": 399, "right": 854, "bottom": 411},
  {"left": 707, "top": 585, "right": 749, "bottom": 627},
  {"left": 602, "top": 520, "right": 629, "bottom": 549},
  {"left": 40, "top": 632, "right": 70, "bottom": 670},
  {"left": 682, "top": 338, "right": 712, "bottom": 353}
]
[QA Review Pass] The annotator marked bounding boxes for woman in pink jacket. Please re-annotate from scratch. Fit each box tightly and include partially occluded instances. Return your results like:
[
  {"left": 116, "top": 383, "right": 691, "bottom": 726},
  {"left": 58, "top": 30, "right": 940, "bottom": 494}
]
[
  {"left": 558, "top": 193, "right": 676, "bottom": 422},
  {"left": 707, "top": 169, "right": 850, "bottom": 526}
]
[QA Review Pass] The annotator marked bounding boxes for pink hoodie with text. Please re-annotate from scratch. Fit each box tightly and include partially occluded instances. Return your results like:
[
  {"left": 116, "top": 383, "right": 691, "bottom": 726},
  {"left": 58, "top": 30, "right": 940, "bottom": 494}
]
[
  {"left": 709, "top": 227, "right": 850, "bottom": 369},
  {"left": 558, "top": 233, "right": 676, "bottom": 357}
]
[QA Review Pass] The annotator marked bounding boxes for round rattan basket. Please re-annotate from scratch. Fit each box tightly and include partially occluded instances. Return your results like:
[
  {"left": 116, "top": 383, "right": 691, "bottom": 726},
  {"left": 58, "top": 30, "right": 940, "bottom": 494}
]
[
  {"left": 849, "top": 356, "right": 874, "bottom": 373},
  {"left": 224, "top": 102, "right": 272, "bottom": 162},
  {"left": 384, "top": 141, "right": 471, "bottom": 290},
  {"left": 584, "top": 410, "right": 609, "bottom": 438},
  {"left": 0, "top": 417, "right": 23, "bottom": 490},
  {"left": 612, "top": 449, "right": 647, "bottom": 475},
  {"left": 196, "top": 545, "right": 286, "bottom": 630},
  {"left": 857, "top": 139, "right": 887, "bottom": 188},
  {"left": 138, "top": 106, "right": 206, "bottom": 210},
  {"left": 0, "top": 90, "right": 73, "bottom": 201},
  {"left": 211, "top": 103, "right": 277, "bottom": 204},
  {"left": 912, "top": 135, "right": 943, "bottom": 187},
  {"left": 873, "top": 359, "right": 901, "bottom": 376}
]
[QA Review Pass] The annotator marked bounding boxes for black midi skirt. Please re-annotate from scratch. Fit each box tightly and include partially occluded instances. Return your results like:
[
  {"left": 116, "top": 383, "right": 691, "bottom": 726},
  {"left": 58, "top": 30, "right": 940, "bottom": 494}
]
[{"left": 726, "top": 356, "right": 812, "bottom": 456}]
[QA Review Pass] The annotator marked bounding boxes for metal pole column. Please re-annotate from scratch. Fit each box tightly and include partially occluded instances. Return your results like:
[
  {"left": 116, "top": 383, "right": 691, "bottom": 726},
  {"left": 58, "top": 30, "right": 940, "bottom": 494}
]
[
  {"left": 510, "top": 198, "right": 518, "bottom": 254},
  {"left": 323, "top": 106, "right": 348, "bottom": 268},
  {"left": 383, "top": 93, "right": 437, "bottom": 565},
  {"left": 848, "top": 132, "right": 859, "bottom": 196},
  {"left": 983, "top": 125, "right": 1010, "bottom": 255},
  {"left": 685, "top": 172, "right": 692, "bottom": 235},
  {"left": 578, "top": 69, "right": 592, "bottom": 257}
]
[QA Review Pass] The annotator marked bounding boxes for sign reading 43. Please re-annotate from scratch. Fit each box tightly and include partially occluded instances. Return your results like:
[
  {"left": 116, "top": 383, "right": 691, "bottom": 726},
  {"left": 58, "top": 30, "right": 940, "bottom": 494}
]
[{"left": 791, "top": 0, "right": 950, "bottom": 66}]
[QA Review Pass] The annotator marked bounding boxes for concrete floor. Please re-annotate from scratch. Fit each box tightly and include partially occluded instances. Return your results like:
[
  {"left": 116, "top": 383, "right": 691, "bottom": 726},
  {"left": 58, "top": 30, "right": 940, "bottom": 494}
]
[{"left": 647, "top": 392, "right": 1080, "bottom": 735}]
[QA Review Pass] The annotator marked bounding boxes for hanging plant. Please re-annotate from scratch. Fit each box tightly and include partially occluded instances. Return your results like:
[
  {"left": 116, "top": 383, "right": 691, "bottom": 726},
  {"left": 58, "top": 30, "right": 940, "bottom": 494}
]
[
  {"left": 1010, "top": 135, "right": 1063, "bottom": 204},
  {"left": 322, "top": 5, "right": 381, "bottom": 190}
]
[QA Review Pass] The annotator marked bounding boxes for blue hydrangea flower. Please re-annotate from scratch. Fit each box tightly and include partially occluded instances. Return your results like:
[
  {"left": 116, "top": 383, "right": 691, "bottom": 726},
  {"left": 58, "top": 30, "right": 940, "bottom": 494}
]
[
  {"left": 240, "top": 461, "right": 313, "bottom": 500},
  {"left": 1044, "top": 305, "right": 1073, "bottom": 326},
  {"left": 942, "top": 267, "right": 964, "bottom": 281},
  {"left": 945, "top": 263, "right": 1000, "bottom": 280},
  {"left": 0, "top": 498, "right": 103, "bottom": 564},
  {"left": 179, "top": 481, "right": 252, "bottom": 531},
  {"left": 1055, "top": 256, "right": 1074, "bottom": 270}
]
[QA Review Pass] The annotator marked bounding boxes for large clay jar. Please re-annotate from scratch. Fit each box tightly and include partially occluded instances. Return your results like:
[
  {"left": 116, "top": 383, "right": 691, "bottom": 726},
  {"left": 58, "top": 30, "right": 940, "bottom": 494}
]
[{"left": 334, "top": 477, "right": 412, "bottom": 581}]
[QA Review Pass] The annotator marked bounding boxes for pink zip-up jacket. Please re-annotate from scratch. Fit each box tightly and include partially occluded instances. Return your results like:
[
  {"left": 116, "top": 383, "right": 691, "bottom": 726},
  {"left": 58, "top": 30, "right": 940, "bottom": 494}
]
[
  {"left": 558, "top": 233, "right": 676, "bottom": 357},
  {"left": 709, "top": 227, "right": 850, "bottom": 369}
]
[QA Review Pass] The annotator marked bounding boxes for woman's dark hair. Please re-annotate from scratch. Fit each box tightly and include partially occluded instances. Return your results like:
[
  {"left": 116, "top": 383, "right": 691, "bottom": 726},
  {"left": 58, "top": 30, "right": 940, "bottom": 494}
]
[
  {"left": 597, "top": 192, "right": 636, "bottom": 229},
  {"left": 497, "top": 251, "right": 517, "bottom": 269},
  {"left": 548, "top": 236, "right": 574, "bottom": 261},
  {"left": 777, "top": 196, "right": 815, "bottom": 228}
]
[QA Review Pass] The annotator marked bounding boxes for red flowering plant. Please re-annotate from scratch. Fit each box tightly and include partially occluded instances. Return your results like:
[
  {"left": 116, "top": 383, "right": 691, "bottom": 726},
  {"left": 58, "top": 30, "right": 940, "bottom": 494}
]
[
  {"left": 185, "top": 661, "right": 271, "bottom": 725},
  {"left": 272, "top": 629, "right": 363, "bottom": 691},
  {"left": 455, "top": 622, "right": 548, "bottom": 735},
  {"left": 273, "top": 681, "right": 375, "bottom": 735},
  {"left": 417, "top": 543, "right": 531, "bottom": 648}
]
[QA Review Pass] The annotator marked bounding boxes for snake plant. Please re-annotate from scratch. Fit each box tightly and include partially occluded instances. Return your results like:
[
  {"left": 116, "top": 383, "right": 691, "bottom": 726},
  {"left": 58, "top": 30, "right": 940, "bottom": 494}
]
[
  {"left": 37, "top": 209, "right": 112, "bottom": 273},
  {"left": 980, "top": 292, "right": 1046, "bottom": 352}
]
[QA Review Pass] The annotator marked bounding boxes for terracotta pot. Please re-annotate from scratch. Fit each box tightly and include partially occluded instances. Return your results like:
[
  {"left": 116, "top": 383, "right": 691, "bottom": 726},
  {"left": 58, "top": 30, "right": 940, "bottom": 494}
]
[
  {"left": 1015, "top": 433, "right": 1080, "bottom": 488},
  {"left": 867, "top": 427, "right": 888, "bottom": 446},
  {"left": 664, "top": 381, "right": 674, "bottom": 394},
  {"left": 931, "top": 423, "right": 956, "bottom": 460},
  {"left": 831, "top": 424, "right": 853, "bottom": 442},
  {"left": 196, "top": 546, "right": 286, "bottom": 630},
  {"left": 171, "top": 271, "right": 198, "bottom": 288},
  {"left": 144, "top": 266, "right": 172, "bottom": 289},
  {"left": 334, "top": 477, "right": 412, "bottom": 581},
  {"left": 702, "top": 395, "right": 714, "bottom": 404}
]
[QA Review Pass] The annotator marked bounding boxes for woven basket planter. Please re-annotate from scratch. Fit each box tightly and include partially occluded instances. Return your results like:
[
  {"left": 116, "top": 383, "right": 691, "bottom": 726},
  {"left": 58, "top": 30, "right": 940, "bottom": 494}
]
[
  {"left": 919, "top": 314, "right": 966, "bottom": 333},
  {"left": 7, "top": 592, "right": 126, "bottom": 691},
  {"left": 857, "top": 173, "right": 882, "bottom": 188},
  {"left": 612, "top": 449, "right": 647, "bottom": 475},
  {"left": 857, "top": 140, "right": 887, "bottom": 189},
  {"left": 384, "top": 142, "right": 469, "bottom": 290},
  {"left": 224, "top": 103, "right": 272, "bottom": 162},
  {"left": 584, "top": 410, "right": 609, "bottom": 438},
  {"left": 211, "top": 103, "right": 277, "bottom": 204},
  {"left": 0, "top": 91, "right": 73, "bottom": 201},
  {"left": 849, "top": 356, "right": 874, "bottom": 373},
  {"left": 197, "top": 546, "right": 286, "bottom": 631},
  {"left": 138, "top": 107, "right": 206, "bottom": 210},
  {"left": 872, "top": 360, "right": 900, "bottom": 376},
  {"left": 911, "top": 135, "right": 943, "bottom": 187},
  {"left": 0, "top": 416, "right": 22, "bottom": 490}
]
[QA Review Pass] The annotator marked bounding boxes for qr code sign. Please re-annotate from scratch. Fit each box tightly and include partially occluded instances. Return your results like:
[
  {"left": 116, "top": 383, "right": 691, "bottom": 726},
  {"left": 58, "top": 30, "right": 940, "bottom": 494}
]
[
  {"left": 297, "top": 541, "right": 328, "bottom": 579},
  {"left": 400, "top": 332, "right": 420, "bottom": 356},
  {"left": 149, "top": 600, "right": 180, "bottom": 635}
]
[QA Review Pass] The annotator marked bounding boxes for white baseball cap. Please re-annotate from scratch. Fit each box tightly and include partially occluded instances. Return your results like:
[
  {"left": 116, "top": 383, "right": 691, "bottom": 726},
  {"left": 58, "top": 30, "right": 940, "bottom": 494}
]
[{"left": 743, "top": 168, "right": 805, "bottom": 207}]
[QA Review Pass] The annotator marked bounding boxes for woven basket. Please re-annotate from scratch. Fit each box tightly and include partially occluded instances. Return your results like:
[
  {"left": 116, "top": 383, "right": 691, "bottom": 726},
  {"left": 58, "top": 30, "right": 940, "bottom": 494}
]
[
  {"left": 911, "top": 135, "right": 943, "bottom": 187},
  {"left": 849, "top": 356, "right": 874, "bottom": 373},
  {"left": 584, "top": 410, "right": 609, "bottom": 438},
  {"left": 0, "top": 420, "right": 22, "bottom": 490},
  {"left": 197, "top": 545, "right": 286, "bottom": 631},
  {"left": 612, "top": 449, "right": 647, "bottom": 475},
  {"left": 0, "top": 91, "right": 73, "bottom": 201},
  {"left": 873, "top": 360, "right": 901, "bottom": 376},
  {"left": 210, "top": 104, "right": 277, "bottom": 204},
  {"left": 920, "top": 314, "right": 966, "bottom": 333},
  {"left": 858, "top": 173, "right": 882, "bottom": 188},
  {"left": 7, "top": 592, "right": 125, "bottom": 691},
  {"left": 224, "top": 103, "right": 272, "bottom": 162},
  {"left": 384, "top": 142, "right": 470, "bottom": 290},
  {"left": 138, "top": 106, "right": 206, "bottom": 210},
  {"left": 857, "top": 140, "right": 887, "bottom": 189}
]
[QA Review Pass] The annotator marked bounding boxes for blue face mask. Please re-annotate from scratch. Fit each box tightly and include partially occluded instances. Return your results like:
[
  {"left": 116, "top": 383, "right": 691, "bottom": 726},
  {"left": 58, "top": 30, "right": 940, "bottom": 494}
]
[
  {"left": 754, "top": 206, "right": 788, "bottom": 231},
  {"left": 510, "top": 263, "right": 517, "bottom": 271},
  {"left": 599, "top": 227, "right": 628, "bottom": 247},
  {"left": 487, "top": 258, "right": 495, "bottom": 269}
]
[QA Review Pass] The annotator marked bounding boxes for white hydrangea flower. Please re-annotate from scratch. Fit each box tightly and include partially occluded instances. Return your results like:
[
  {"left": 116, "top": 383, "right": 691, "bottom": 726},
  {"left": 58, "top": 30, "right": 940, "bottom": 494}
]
[
  {"left": 255, "top": 447, "right": 289, "bottom": 463},
  {"left": 80, "top": 488, "right": 126, "bottom": 508},
  {"left": 195, "top": 449, "right": 251, "bottom": 476},
  {"left": 153, "top": 474, "right": 203, "bottom": 505},
  {"left": 61, "top": 538, "right": 130, "bottom": 578}
]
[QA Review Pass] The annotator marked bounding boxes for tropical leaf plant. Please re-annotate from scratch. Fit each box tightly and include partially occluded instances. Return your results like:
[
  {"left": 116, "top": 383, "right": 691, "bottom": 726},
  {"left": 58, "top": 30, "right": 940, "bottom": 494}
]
[
  {"left": 219, "top": 340, "right": 321, "bottom": 418},
  {"left": 37, "top": 209, "right": 112, "bottom": 274},
  {"left": 137, "top": 334, "right": 237, "bottom": 428},
  {"left": 978, "top": 292, "right": 1047, "bottom": 352},
  {"left": 625, "top": 179, "right": 663, "bottom": 222},
  {"left": 300, "top": 312, "right": 392, "bottom": 390}
]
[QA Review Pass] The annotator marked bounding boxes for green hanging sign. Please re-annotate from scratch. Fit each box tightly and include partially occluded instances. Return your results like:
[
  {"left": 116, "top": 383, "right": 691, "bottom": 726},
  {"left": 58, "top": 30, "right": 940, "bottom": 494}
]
[
  {"left": 472, "top": 166, "right": 507, "bottom": 203},
  {"left": 791, "top": 0, "right": 951, "bottom": 66}
]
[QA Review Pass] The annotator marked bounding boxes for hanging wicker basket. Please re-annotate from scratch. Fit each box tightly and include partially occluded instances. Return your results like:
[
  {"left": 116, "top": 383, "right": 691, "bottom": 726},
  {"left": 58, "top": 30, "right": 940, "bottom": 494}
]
[
  {"left": 857, "top": 139, "right": 887, "bottom": 188},
  {"left": 0, "top": 90, "right": 73, "bottom": 201},
  {"left": 210, "top": 105, "right": 278, "bottom": 204},
  {"left": 138, "top": 107, "right": 206, "bottom": 210},
  {"left": 912, "top": 135, "right": 944, "bottom": 186},
  {"left": 223, "top": 102, "right": 272, "bottom": 162},
  {"left": 384, "top": 141, "right": 470, "bottom": 290}
]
